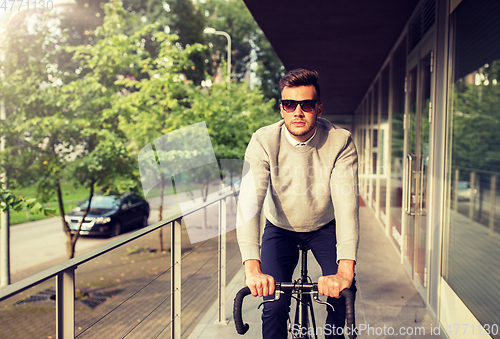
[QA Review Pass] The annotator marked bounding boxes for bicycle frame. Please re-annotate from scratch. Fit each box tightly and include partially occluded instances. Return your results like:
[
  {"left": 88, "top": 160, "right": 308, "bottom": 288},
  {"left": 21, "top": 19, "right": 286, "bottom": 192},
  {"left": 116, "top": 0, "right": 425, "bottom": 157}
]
[
  {"left": 233, "top": 247, "right": 356, "bottom": 339},
  {"left": 291, "top": 247, "right": 318, "bottom": 338}
]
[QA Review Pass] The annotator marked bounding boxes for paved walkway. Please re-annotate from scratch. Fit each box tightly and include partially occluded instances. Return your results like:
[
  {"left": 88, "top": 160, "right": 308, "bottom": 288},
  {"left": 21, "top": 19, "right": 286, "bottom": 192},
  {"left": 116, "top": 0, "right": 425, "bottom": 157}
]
[{"left": 188, "top": 206, "right": 444, "bottom": 339}]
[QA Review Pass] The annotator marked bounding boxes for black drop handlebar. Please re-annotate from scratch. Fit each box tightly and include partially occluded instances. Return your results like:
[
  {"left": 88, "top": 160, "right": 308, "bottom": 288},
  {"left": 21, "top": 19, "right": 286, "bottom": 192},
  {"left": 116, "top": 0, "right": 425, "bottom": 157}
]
[
  {"left": 233, "top": 286, "right": 252, "bottom": 335},
  {"left": 233, "top": 283, "right": 356, "bottom": 339}
]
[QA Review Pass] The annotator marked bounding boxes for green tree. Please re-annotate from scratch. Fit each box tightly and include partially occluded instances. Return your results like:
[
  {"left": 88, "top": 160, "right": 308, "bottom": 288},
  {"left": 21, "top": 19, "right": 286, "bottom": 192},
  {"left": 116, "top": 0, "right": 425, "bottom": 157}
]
[
  {"left": 0, "top": 11, "right": 77, "bottom": 210},
  {"left": 116, "top": 30, "right": 203, "bottom": 250},
  {"left": 0, "top": 187, "right": 55, "bottom": 216},
  {"left": 183, "top": 80, "right": 278, "bottom": 159},
  {"left": 0, "top": 1, "right": 156, "bottom": 259},
  {"left": 58, "top": 0, "right": 174, "bottom": 258},
  {"left": 177, "top": 80, "right": 279, "bottom": 226},
  {"left": 254, "top": 37, "right": 286, "bottom": 109},
  {"left": 199, "top": 0, "right": 284, "bottom": 105},
  {"left": 121, "top": 0, "right": 209, "bottom": 84},
  {"left": 452, "top": 61, "right": 500, "bottom": 173},
  {"left": 451, "top": 61, "right": 500, "bottom": 222}
]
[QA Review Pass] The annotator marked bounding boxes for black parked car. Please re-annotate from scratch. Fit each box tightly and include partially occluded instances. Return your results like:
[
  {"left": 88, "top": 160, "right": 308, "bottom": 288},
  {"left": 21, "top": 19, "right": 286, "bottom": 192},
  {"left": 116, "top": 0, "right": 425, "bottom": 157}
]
[{"left": 65, "top": 193, "right": 150, "bottom": 237}]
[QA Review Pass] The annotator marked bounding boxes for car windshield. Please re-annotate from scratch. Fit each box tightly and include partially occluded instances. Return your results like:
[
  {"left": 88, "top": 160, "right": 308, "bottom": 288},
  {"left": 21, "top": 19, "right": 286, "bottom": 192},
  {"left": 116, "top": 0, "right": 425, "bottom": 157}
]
[{"left": 79, "top": 196, "right": 120, "bottom": 210}]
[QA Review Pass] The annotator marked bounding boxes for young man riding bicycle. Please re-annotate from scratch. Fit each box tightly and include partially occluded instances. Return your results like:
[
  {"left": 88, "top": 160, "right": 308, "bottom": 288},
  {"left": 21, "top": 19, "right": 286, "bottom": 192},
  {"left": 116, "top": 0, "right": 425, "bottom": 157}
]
[{"left": 236, "top": 69, "right": 359, "bottom": 339}]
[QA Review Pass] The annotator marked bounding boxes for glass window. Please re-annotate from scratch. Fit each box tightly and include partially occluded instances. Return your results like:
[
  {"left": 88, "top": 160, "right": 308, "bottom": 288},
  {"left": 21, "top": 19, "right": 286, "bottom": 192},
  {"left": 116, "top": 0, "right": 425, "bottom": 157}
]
[
  {"left": 444, "top": 0, "right": 500, "bottom": 332},
  {"left": 372, "top": 129, "right": 378, "bottom": 148},
  {"left": 379, "top": 66, "right": 390, "bottom": 215},
  {"left": 129, "top": 194, "right": 142, "bottom": 204},
  {"left": 373, "top": 83, "right": 379, "bottom": 207},
  {"left": 79, "top": 196, "right": 121, "bottom": 210},
  {"left": 445, "top": 63, "right": 500, "bottom": 335},
  {"left": 373, "top": 83, "right": 379, "bottom": 126},
  {"left": 389, "top": 38, "right": 407, "bottom": 251}
]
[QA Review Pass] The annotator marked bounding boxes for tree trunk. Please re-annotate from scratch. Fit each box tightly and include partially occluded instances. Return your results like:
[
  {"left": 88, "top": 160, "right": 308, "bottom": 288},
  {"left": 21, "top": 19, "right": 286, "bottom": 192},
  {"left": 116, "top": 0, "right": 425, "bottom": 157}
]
[
  {"left": 65, "top": 181, "right": 95, "bottom": 259},
  {"left": 56, "top": 181, "right": 74, "bottom": 259},
  {"left": 67, "top": 234, "right": 77, "bottom": 260}
]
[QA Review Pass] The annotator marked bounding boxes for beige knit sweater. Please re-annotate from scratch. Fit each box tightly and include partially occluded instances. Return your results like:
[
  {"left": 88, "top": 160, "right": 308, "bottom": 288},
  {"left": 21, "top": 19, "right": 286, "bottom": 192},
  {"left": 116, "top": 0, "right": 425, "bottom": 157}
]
[{"left": 236, "top": 117, "right": 360, "bottom": 264}]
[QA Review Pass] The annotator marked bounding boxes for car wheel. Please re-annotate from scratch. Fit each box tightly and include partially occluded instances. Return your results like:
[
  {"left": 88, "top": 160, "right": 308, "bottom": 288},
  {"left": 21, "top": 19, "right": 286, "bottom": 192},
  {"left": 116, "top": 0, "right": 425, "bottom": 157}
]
[
  {"left": 112, "top": 221, "right": 121, "bottom": 237},
  {"left": 142, "top": 214, "right": 148, "bottom": 228}
]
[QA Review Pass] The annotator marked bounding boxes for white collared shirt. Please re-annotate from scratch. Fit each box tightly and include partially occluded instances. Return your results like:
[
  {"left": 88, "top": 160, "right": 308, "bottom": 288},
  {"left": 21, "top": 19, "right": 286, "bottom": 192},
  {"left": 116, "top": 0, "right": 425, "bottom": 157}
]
[{"left": 285, "top": 127, "right": 317, "bottom": 146}]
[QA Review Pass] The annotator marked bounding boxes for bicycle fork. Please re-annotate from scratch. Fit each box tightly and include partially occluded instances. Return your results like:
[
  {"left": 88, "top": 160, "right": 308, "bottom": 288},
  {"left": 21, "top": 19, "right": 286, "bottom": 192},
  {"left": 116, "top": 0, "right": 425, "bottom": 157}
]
[{"left": 291, "top": 249, "right": 318, "bottom": 339}]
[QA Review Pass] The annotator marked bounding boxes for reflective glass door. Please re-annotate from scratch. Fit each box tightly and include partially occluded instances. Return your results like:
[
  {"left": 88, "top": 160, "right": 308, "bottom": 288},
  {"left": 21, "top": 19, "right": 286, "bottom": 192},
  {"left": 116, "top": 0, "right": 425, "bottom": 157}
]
[{"left": 404, "top": 44, "right": 433, "bottom": 291}]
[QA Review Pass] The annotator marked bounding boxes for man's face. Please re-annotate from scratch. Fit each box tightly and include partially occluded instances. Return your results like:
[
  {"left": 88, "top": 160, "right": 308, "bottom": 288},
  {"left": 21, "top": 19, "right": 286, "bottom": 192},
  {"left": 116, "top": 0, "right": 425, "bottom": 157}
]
[{"left": 280, "top": 85, "right": 323, "bottom": 142}]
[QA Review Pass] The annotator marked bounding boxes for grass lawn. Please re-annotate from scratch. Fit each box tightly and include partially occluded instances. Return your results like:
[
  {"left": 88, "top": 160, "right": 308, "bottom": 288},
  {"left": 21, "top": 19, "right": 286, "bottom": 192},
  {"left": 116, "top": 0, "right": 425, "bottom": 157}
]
[
  {"left": 9, "top": 181, "right": 92, "bottom": 225},
  {"left": 9, "top": 180, "right": 199, "bottom": 226}
]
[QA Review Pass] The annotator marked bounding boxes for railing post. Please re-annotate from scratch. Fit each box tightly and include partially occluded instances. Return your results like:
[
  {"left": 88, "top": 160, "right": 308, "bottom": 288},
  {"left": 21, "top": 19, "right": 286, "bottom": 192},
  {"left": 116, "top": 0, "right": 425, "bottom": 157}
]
[
  {"left": 490, "top": 175, "right": 497, "bottom": 235},
  {"left": 0, "top": 206, "right": 10, "bottom": 288},
  {"left": 56, "top": 268, "right": 75, "bottom": 339},
  {"left": 171, "top": 218, "right": 182, "bottom": 339},
  {"left": 217, "top": 197, "right": 228, "bottom": 324},
  {"left": 453, "top": 168, "right": 459, "bottom": 211},
  {"left": 469, "top": 171, "right": 476, "bottom": 223}
]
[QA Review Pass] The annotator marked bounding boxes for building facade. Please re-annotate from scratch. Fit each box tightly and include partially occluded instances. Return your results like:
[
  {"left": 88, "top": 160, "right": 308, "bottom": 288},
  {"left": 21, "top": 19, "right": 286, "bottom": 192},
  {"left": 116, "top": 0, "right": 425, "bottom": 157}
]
[{"left": 354, "top": 0, "right": 500, "bottom": 337}]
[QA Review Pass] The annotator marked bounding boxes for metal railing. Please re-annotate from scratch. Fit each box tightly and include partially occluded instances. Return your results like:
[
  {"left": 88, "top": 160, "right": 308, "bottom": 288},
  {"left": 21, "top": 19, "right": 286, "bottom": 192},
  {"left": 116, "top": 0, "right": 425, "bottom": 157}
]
[{"left": 0, "top": 187, "right": 237, "bottom": 339}]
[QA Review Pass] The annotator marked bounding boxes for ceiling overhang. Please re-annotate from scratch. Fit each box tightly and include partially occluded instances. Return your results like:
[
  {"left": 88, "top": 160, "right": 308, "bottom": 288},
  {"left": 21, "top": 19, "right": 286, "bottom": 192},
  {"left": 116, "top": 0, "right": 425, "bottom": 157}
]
[{"left": 244, "top": 0, "right": 419, "bottom": 120}]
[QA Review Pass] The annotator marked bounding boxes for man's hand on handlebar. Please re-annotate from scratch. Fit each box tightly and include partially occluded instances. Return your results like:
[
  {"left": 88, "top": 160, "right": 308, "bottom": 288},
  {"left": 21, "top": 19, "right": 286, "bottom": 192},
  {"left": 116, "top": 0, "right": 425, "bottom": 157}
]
[
  {"left": 243, "top": 259, "right": 275, "bottom": 297},
  {"left": 318, "top": 259, "right": 355, "bottom": 298}
]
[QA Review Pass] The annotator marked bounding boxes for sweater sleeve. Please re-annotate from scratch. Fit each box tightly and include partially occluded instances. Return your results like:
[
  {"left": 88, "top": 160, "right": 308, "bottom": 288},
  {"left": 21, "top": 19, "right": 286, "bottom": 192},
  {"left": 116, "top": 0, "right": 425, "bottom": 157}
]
[
  {"left": 236, "top": 134, "right": 270, "bottom": 263},
  {"left": 330, "top": 136, "right": 360, "bottom": 263}
]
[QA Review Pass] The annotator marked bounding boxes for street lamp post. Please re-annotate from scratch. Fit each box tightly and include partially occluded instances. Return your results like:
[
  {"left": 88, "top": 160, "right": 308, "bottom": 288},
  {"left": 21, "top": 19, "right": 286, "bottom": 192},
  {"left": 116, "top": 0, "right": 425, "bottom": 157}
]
[
  {"left": 0, "top": 13, "right": 12, "bottom": 289},
  {"left": 203, "top": 27, "right": 231, "bottom": 326},
  {"left": 203, "top": 27, "right": 232, "bottom": 85},
  {"left": 0, "top": 62, "right": 8, "bottom": 288}
]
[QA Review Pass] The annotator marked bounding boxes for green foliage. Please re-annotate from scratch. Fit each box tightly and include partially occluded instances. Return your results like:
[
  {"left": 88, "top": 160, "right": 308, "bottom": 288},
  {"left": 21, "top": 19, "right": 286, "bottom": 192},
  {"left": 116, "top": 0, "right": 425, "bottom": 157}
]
[
  {"left": 452, "top": 60, "right": 500, "bottom": 174},
  {"left": 199, "top": 0, "right": 254, "bottom": 78},
  {"left": 0, "top": 187, "right": 55, "bottom": 216},
  {"left": 167, "top": 0, "right": 209, "bottom": 84},
  {"left": 198, "top": 0, "right": 284, "bottom": 104},
  {"left": 61, "top": 0, "right": 171, "bottom": 195},
  {"left": 182, "top": 81, "right": 279, "bottom": 160},
  {"left": 0, "top": 10, "right": 74, "bottom": 201},
  {"left": 255, "top": 37, "right": 286, "bottom": 109},
  {"left": 0, "top": 1, "right": 141, "bottom": 200},
  {"left": 0, "top": 0, "right": 279, "bottom": 218},
  {"left": 121, "top": 0, "right": 209, "bottom": 84},
  {"left": 116, "top": 34, "right": 204, "bottom": 152}
]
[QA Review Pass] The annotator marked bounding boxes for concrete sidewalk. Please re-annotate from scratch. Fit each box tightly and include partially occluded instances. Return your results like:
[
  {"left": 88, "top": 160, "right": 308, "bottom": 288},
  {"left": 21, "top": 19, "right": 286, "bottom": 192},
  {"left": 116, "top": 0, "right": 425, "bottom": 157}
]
[{"left": 187, "top": 206, "right": 444, "bottom": 339}]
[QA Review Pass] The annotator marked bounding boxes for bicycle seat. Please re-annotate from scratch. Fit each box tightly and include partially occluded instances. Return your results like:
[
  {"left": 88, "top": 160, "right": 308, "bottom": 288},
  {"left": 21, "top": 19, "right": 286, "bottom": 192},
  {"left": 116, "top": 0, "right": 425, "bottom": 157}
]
[{"left": 297, "top": 243, "right": 310, "bottom": 251}]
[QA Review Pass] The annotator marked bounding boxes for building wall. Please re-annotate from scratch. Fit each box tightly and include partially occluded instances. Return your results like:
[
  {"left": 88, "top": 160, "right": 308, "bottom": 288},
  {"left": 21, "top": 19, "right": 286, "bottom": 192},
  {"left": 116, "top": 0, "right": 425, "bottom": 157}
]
[{"left": 354, "top": 0, "right": 500, "bottom": 338}]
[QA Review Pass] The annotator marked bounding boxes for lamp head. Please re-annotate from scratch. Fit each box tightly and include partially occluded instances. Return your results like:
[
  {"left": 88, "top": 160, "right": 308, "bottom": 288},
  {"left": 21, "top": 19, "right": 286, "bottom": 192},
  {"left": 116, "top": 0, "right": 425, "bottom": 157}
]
[{"left": 203, "top": 27, "right": 217, "bottom": 34}]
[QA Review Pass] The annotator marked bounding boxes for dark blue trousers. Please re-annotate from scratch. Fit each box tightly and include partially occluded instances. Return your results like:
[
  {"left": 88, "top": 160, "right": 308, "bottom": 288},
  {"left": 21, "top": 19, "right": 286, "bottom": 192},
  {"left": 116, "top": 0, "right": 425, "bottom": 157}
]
[{"left": 260, "top": 219, "right": 356, "bottom": 339}]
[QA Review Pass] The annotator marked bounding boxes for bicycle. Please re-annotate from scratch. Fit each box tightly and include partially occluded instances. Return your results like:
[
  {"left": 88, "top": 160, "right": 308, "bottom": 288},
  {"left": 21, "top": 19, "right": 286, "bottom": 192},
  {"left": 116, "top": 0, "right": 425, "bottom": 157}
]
[{"left": 233, "top": 245, "right": 357, "bottom": 339}]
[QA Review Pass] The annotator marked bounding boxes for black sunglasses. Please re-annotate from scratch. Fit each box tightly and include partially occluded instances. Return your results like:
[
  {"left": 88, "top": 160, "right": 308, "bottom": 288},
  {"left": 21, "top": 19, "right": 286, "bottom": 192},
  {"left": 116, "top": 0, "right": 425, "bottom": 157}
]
[{"left": 280, "top": 99, "right": 319, "bottom": 113}]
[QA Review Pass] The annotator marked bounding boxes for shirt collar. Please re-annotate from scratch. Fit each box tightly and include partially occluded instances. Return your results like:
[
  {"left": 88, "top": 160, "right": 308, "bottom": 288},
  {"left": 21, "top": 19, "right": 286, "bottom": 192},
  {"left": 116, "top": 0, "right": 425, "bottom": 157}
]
[{"left": 285, "top": 126, "right": 317, "bottom": 147}]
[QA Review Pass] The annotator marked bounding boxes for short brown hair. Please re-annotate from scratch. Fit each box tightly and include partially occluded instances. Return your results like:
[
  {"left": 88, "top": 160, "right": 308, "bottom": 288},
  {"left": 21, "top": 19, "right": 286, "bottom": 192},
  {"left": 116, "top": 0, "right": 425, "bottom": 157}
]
[{"left": 279, "top": 68, "right": 320, "bottom": 100}]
